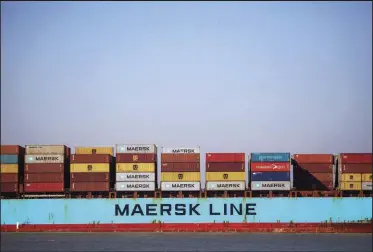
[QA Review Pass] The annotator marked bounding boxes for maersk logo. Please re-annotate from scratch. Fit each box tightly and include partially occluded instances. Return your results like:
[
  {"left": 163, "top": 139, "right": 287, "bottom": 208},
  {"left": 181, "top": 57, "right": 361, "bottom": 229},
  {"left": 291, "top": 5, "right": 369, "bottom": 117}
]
[
  {"left": 125, "top": 146, "right": 150, "bottom": 152},
  {"left": 217, "top": 183, "right": 240, "bottom": 188},
  {"left": 172, "top": 149, "right": 195, "bottom": 153},
  {"left": 29, "top": 156, "right": 59, "bottom": 161},
  {"left": 126, "top": 174, "right": 150, "bottom": 179},
  {"left": 259, "top": 183, "right": 285, "bottom": 188},
  {"left": 121, "top": 183, "right": 150, "bottom": 189}
]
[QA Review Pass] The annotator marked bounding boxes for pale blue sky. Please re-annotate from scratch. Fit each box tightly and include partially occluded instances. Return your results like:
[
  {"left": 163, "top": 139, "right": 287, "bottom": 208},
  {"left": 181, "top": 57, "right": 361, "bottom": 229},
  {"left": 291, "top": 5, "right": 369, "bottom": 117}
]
[{"left": 1, "top": 2, "right": 372, "bottom": 162}]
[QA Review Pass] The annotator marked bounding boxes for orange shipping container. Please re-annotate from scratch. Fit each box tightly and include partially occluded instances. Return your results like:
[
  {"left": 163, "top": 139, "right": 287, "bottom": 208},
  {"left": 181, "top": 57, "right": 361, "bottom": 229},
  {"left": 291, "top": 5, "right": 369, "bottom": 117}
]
[
  {"left": 161, "top": 153, "right": 200, "bottom": 163},
  {"left": 1, "top": 145, "right": 24, "bottom": 155},
  {"left": 293, "top": 154, "right": 334, "bottom": 164}
]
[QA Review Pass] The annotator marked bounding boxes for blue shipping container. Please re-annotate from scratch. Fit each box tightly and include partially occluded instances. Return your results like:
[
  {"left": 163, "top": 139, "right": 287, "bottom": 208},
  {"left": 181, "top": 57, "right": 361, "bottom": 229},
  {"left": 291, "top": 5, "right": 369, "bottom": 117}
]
[
  {"left": 251, "top": 172, "right": 290, "bottom": 181},
  {"left": 0, "top": 155, "right": 18, "bottom": 164},
  {"left": 250, "top": 153, "right": 290, "bottom": 162}
]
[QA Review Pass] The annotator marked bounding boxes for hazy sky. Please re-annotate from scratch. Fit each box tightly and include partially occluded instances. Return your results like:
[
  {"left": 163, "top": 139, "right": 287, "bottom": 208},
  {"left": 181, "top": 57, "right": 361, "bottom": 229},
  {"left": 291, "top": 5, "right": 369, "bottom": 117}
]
[{"left": 1, "top": 2, "right": 372, "bottom": 162}]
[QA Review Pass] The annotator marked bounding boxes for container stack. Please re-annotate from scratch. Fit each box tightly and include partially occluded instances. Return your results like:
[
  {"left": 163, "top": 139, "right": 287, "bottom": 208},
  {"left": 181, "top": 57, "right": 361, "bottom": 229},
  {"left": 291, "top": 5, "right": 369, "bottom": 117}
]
[
  {"left": 249, "top": 152, "right": 292, "bottom": 191},
  {"left": 205, "top": 153, "right": 245, "bottom": 191},
  {"left": 338, "top": 153, "right": 372, "bottom": 191},
  {"left": 24, "top": 145, "right": 69, "bottom": 193},
  {"left": 115, "top": 144, "right": 157, "bottom": 192},
  {"left": 71, "top": 147, "right": 113, "bottom": 192},
  {"left": 160, "top": 147, "right": 201, "bottom": 192},
  {"left": 1, "top": 145, "right": 25, "bottom": 193},
  {"left": 292, "top": 154, "right": 335, "bottom": 191}
]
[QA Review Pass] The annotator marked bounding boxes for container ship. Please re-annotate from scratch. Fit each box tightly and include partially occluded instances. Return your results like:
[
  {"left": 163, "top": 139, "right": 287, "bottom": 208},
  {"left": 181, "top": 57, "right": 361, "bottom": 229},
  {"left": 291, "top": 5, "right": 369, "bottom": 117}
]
[{"left": 1, "top": 144, "right": 372, "bottom": 233}]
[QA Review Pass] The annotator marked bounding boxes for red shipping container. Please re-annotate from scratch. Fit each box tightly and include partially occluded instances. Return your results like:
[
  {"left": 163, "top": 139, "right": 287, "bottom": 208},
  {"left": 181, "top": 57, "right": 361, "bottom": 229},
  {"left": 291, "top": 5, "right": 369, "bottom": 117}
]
[
  {"left": 24, "top": 173, "right": 64, "bottom": 183},
  {"left": 116, "top": 153, "right": 157, "bottom": 163},
  {"left": 206, "top": 153, "right": 245, "bottom": 163},
  {"left": 295, "top": 164, "right": 333, "bottom": 173},
  {"left": 25, "top": 164, "right": 64, "bottom": 173},
  {"left": 206, "top": 162, "right": 244, "bottom": 172},
  {"left": 250, "top": 162, "right": 290, "bottom": 172},
  {"left": 70, "top": 154, "right": 112, "bottom": 163},
  {"left": 70, "top": 182, "right": 109, "bottom": 192},
  {"left": 0, "top": 173, "right": 18, "bottom": 183},
  {"left": 161, "top": 154, "right": 199, "bottom": 163},
  {"left": 340, "top": 153, "right": 372, "bottom": 164},
  {"left": 161, "top": 163, "right": 200, "bottom": 172},
  {"left": 1, "top": 145, "right": 24, "bottom": 155},
  {"left": 24, "top": 182, "right": 64, "bottom": 192},
  {"left": 1, "top": 182, "right": 18, "bottom": 192},
  {"left": 340, "top": 164, "right": 372, "bottom": 173},
  {"left": 293, "top": 154, "right": 334, "bottom": 164},
  {"left": 71, "top": 173, "right": 109, "bottom": 182},
  {"left": 294, "top": 172, "right": 333, "bottom": 182}
]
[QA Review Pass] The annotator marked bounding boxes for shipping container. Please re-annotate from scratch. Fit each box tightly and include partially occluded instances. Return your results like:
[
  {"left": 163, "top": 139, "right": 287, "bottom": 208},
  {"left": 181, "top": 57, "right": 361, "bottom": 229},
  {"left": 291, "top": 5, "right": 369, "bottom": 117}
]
[
  {"left": 0, "top": 182, "right": 18, "bottom": 192},
  {"left": 71, "top": 182, "right": 109, "bottom": 192},
  {"left": 116, "top": 163, "right": 155, "bottom": 173},
  {"left": 24, "top": 173, "right": 64, "bottom": 183},
  {"left": 339, "top": 173, "right": 362, "bottom": 182},
  {"left": 251, "top": 172, "right": 290, "bottom": 181},
  {"left": 206, "top": 153, "right": 245, "bottom": 163},
  {"left": 161, "top": 162, "right": 200, "bottom": 172},
  {"left": 116, "top": 173, "right": 155, "bottom": 182},
  {"left": 75, "top": 147, "right": 113, "bottom": 156},
  {"left": 24, "top": 182, "right": 64, "bottom": 192},
  {"left": 362, "top": 182, "right": 372, "bottom": 191},
  {"left": 292, "top": 154, "right": 334, "bottom": 164},
  {"left": 25, "top": 145, "right": 66, "bottom": 155},
  {"left": 339, "top": 182, "right": 362, "bottom": 191},
  {"left": 206, "top": 172, "right": 245, "bottom": 181},
  {"left": 205, "top": 163, "right": 244, "bottom": 172},
  {"left": 1, "top": 145, "right": 24, "bottom": 155},
  {"left": 70, "top": 154, "right": 112, "bottom": 163},
  {"left": 295, "top": 163, "right": 333, "bottom": 173},
  {"left": 0, "top": 164, "right": 18, "bottom": 173},
  {"left": 0, "top": 173, "right": 18, "bottom": 183},
  {"left": 340, "top": 164, "right": 372, "bottom": 173},
  {"left": 116, "top": 144, "right": 157, "bottom": 154},
  {"left": 161, "top": 172, "right": 200, "bottom": 182},
  {"left": 251, "top": 181, "right": 291, "bottom": 191},
  {"left": 116, "top": 182, "right": 155, "bottom": 191},
  {"left": 70, "top": 173, "right": 109, "bottom": 182},
  {"left": 116, "top": 153, "right": 157, "bottom": 163},
  {"left": 0, "top": 155, "right": 18, "bottom": 164},
  {"left": 250, "top": 153, "right": 290, "bottom": 163},
  {"left": 70, "top": 163, "right": 110, "bottom": 173},
  {"left": 340, "top": 153, "right": 372, "bottom": 164},
  {"left": 25, "top": 155, "right": 64, "bottom": 164},
  {"left": 161, "top": 154, "right": 200, "bottom": 163},
  {"left": 294, "top": 181, "right": 334, "bottom": 191},
  {"left": 160, "top": 182, "right": 200, "bottom": 191},
  {"left": 25, "top": 164, "right": 64, "bottom": 173},
  {"left": 362, "top": 173, "right": 372, "bottom": 182},
  {"left": 162, "top": 147, "right": 200, "bottom": 154},
  {"left": 294, "top": 172, "right": 333, "bottom": 182},
  {"left": 250, "top": 162, "right": 290, "bottom": 172},
  {"left": 205, "top": 181, "right": 245, "bottom": 191}
]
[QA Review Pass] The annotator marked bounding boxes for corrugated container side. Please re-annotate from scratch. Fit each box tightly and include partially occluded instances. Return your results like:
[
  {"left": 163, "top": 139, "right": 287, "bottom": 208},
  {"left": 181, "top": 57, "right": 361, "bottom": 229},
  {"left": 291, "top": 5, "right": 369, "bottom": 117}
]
[
  {"left": 70, "top": 163, "right": 110, "bottom": 173},
  {"left": 161, "top": 153, "right": 200, "bottom": 163},
  {"left": 116, "top": 163, "right": 155, "bottom": 173},
  {"left": 116, "top": 144, "right": 157, "bottom": 154},
  {"left": 161, "top": 172, "right": 200, "bottom": 182},
  {"left": 251, "top": 181, "right": 291, "bottom": 191},
  {"left": 205, "top": 153, "right": 245, "bottom": 163},
  {"left": 205, "top": 163, "right": 244, "bottom": 172},
  {"left": 205, "top": 181, "right": 245, "bottom": 191},
  {"left": 116, "top": 153, "right": 157, "bottom": 163},
  {"left": 116, "top": 173, "right": 155, "bottom": 182},
  {"left": 0, "top": 164, "right": 19, "bottom": 173},
  {"left": 160, "top": 182, "right": 200, "bottom": 191},
  {"left": 362, "top": 173, "right": 372, "bottom": 182},
  {"left": 0, "top": 173, "right": 18, "bottom": 183},
  {"left": 25, "top": 145, "right": 66, "bottom": 155},
  {"left": 24, "top": 182, "right": 64, "bottom": 192},
  {"left": 250, "top": 162, "right": 290, "bottom": 172},
  {"left": 161, "top": 162, "right": 200, "bottom": 172},
  {"left": 25, "top": 164, "right": 64, "bottom": 173},
  {"left": 295, "top": 163, "right": 334, "bottom": 173},
  {"left": 206, "top": 172, "right": 246, "bottom": 181},
  {"left": 71, "top": 182, "right": 109, "bottom": 192},
  {"left": 70, "top": 154, "right": 112, "bottom": 164},
  {"left": 340, "top": 164, "right": 372, "bottom": 173},
  {"left": 0, "top": 155, "right": 19, "bottom": 164},
  {"left": 362, "top": 182, "right": 372, "bottom": 191},
  {"left": 251, "top": 172, "right": 290, "bottom": 181},
  {"left": 70, "top": 173, "right": 110, "bottom": 182},
  {"left": 24, "top": 173, "right": 64, "bottom": 183},
  {"left": 250, "top": 153, "right": 290, "bottom": 162},
  {"left": 292, "top": 154, "right": 334, "bottom": 164},
  {"left": 294, "top": 180, "right": 334, "bottom": 191},
  {"left": 162, "top": 147, "right": 200, "bottom": 154},
  {"left": 340, "top": 182, "right": 362, "bottom": 191},
  {"left": 339, "top": 173, "right": 362, "bottom": 182},
  {"left": 340, "top": 153, "right": 372, "bottom": 164},
  {"left": 0, "top": 145, "right": 24, "bottom": 155},
  {"left": 0, "top": 182, "right": 18, "bottom": 192},
  {"left": 75, "top": 147, "right": 114, "bottom": 156},
  {"left": 25, "top": 155, "right": 64, "bottom": 164},
  {"left": 116, "top": 182, "right": 155, "bottom": 191}
]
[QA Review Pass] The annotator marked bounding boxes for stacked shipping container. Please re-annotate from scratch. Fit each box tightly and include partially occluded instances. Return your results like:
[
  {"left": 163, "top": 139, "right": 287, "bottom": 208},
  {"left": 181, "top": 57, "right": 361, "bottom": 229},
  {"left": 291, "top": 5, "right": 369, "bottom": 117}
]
[
  {"left": 161, "top": 147, "right": 201, "bottom": 191},
  {"left": 115, "top": 144, "right": 157, "bottom": 192},
  {"left": 249, "top": 153, "right": 292, "bottom": 191},
  {"left": 292, "top": 154, "right": 335, "bottom": 191},
  {"left": 205, "top": 153, "right": 245, "bottom": 191},
  {"left": 71, "top": 147, "right": 113, "bottom": 192},
  {"left": 338, "top": 153, "right": 372, "bottom": 191},
  {"left": 24, "top": 145, "right": 69, "bottom": 193},
  {"left": 1, "top": 145, "right": 24, "bottom": 193}
]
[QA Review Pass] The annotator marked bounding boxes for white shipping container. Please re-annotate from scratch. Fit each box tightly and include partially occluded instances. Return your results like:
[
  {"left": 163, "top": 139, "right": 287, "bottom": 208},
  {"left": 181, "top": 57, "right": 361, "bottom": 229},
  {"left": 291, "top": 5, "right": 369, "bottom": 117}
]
[
  {"left": 116, "top": 144, "right": 157, "bottom": 154},
  {"left": 206, "top": 181, "right": 245, "bottom": 191},
  {"left": 251, "top": 181, "right": 291, "bottom": 191},
  {"left": 25, "top": 155, "right": 65, "bottom": 164},
  {"left": 362, "top": 182, "right": 372, "bottom": 191},
  {"left": 25, "top": 145, "right": 65, "bottom": 155},
  {"left": 161, "top": 182, "right": 200, "bottom": 191},
  {"left": 115, "top": 182, "right": 155, "bottom": 191},
  {"left": 161, "top": 147, "right": 200, "bottom": 154},
  {"left": 116, "top": 173, "right": 155, "bottom": 182}
]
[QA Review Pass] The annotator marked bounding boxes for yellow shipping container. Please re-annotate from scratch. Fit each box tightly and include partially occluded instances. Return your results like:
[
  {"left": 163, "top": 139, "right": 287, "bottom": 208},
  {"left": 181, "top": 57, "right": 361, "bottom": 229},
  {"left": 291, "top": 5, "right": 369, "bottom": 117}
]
[
  {"left": 0, "top": 164, "right": 18, "bottom": 173},
  {"left": 70, "top": 163, "right": 109, "bottom": 173},
  {"left": 116, "top": 163, "right": 155, "bottom": 173},
  {"left": 340, "top": 173, "right": 362, "bottom": 182},
  {"left": 161, "top": 172, "right": 200, "bottom": 182},
  {"left": 75, "top": 147, "right": 113, "bottom": 156},
  {"left": 206, "top": 172, "right": 245, "bottom": 181},
  {"left": 362, "top": 173, "right": 372, "bottom": 182},
  {"left": 340, "top": 182, "right": 362, "bottom": 191}
]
